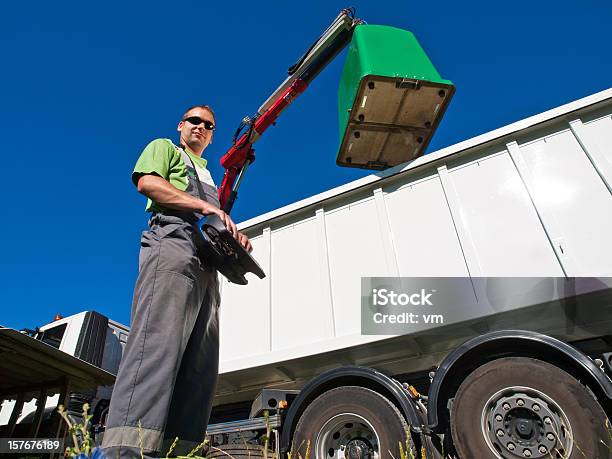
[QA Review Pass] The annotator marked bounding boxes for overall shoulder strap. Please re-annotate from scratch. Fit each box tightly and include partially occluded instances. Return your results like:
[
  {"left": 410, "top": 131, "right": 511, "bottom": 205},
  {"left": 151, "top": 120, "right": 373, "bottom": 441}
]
[
  {"left": 175, "top": 144, "right": 221, "bottom": 209},
  {"left": 176, "top": 145, "right": 207, "bottom": 200}
]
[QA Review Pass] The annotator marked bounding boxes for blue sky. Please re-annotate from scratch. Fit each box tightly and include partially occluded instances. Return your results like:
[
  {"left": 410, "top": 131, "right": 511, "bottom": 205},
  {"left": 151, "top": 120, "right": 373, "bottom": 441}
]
[{"left": 1, "top": 1, "right": 610, "bottom": 329}]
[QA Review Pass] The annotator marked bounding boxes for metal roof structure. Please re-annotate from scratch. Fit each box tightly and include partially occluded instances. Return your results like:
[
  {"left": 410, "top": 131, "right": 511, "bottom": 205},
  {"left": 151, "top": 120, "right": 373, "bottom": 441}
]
[{"left": 0, "top": 327, "right": 115, "bottom": 396}]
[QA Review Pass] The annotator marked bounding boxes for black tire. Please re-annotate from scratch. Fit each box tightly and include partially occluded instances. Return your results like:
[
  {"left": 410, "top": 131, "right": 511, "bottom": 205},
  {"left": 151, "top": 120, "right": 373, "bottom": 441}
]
[
  {"left": 292, "top": 386, "right": 417, "bottom": 458},
  {"left": 450, "top": 357, "right": 611, "bottom": 459},
  {"left": 207, "top": 443, "right": 265, "bottom": 458}
]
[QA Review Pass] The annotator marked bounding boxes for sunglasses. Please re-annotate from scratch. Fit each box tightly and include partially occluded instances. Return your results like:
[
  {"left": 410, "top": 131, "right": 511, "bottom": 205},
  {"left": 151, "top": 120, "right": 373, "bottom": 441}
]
[{"left": 183, "top": 116, "right": 215, "bottom": 131}]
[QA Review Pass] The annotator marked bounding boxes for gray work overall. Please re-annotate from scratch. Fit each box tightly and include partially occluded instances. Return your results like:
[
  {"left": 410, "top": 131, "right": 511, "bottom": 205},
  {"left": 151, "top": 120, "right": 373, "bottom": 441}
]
[{"left": 102, "top": 146, "right": 221, "bottom": 458}]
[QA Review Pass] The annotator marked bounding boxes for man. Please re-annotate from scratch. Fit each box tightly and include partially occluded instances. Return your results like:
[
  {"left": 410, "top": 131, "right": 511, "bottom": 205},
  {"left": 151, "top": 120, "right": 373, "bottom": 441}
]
[{"left": 101, "top": 105, "right": 251, "bottom": 458}]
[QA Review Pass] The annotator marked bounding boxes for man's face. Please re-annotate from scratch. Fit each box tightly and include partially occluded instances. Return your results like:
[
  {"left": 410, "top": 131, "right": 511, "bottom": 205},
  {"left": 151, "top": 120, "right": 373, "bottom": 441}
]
[{"left": 177, "top": 107, "right": 215, "bottom": 153}]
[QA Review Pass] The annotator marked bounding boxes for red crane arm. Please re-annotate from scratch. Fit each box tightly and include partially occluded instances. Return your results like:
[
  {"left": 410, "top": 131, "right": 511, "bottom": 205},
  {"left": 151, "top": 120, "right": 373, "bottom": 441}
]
[
  {"left": 218, "top": 79, "right": 308, "bottom": 210},
  {"left": 216, "top": 9, "right": 359, "bottom": 213}
]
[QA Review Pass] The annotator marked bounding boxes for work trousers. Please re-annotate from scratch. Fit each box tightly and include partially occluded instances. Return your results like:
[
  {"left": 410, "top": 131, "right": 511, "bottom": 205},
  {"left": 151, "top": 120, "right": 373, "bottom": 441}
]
[{"left": 102, "top": 214, "right": 220, "bottom": 458}]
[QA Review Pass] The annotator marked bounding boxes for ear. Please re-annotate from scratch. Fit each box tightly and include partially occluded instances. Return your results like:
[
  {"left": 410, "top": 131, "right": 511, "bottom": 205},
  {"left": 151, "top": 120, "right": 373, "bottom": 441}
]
[{"left": 177, "top": 121, "right": 184, "bottom": 132}]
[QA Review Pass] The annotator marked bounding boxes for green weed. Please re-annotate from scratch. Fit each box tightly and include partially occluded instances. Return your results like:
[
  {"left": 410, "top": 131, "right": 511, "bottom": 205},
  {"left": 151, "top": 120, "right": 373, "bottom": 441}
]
[
  {"left": 57, "top": 402, "right": 612, "bottom": 459},
  {"left": 57, "top": 403, "right": 95, "bottom": 458}
]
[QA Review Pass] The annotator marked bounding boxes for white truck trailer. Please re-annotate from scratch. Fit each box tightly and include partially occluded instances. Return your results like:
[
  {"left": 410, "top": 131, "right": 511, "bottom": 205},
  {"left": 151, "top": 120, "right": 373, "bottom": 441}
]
[
  {"left": 212, "top": 87, "right": 612, "bottom": 458},
  {"left": 3, "top": 88, "right": 612, "bottom": 458}
]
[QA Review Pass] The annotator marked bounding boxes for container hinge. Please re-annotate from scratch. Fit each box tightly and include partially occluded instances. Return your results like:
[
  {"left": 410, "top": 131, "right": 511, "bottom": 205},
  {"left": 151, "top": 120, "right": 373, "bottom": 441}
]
[{"left": 395, "top": 78, "right": 420, "bottom": 90}]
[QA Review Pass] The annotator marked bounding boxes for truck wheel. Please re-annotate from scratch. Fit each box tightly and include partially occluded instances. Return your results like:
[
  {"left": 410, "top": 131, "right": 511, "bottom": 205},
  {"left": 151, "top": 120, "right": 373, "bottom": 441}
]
[
  {"left": 450, "top": 357, "right": 611, "bottom": 458},
  {"left": 207, "top": 443, "right": 264, "bottom": 458},
  {"left": 292, "top": 386, "right": 416, "bottom": 459}
]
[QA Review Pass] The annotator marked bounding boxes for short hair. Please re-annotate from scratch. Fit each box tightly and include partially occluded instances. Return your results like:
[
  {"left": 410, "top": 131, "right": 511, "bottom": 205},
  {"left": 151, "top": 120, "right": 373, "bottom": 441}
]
[{"left": 182, "top": 104, "right": 216, "bottom": 123}]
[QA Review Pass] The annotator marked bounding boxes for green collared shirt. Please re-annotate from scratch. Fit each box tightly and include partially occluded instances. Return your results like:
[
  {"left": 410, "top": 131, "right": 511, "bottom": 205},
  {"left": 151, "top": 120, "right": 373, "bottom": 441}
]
[{"left": 132, "top": 138, "right": 209, "bottom": 213}]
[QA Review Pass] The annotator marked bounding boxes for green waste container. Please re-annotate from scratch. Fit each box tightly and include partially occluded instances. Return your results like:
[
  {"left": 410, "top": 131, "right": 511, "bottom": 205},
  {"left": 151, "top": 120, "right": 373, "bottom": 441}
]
[{"left": 337, "top": 24, "right": 455, "bottom": 170}]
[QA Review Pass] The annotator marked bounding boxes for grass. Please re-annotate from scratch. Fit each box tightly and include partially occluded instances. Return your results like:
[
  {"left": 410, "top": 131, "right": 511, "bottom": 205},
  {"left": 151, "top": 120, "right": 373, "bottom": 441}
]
[
  {"left": 57, "top": 404, "right": 612, "bottom": 459},
  {"left": 57, "top": 405, "right": 268, "bottom": 459},
  {"left": 57, "top": 403, "right": 96, "bottom": 458},
  {"left": 397, "top": 433, "right": 417, "bottom": 459},
  {"left": 602, "top": 417, "right": 612, "bottom": 455},
  {"left": 56, "top": 407, "right": 440, "bottom": 459}
]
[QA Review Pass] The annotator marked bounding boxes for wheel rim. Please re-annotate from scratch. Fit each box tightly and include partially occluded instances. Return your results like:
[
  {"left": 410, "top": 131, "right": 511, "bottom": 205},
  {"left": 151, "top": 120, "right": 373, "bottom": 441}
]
[
  {"left": 480, "top": 386, "right": 573, "bottom": 458},
  {"left": 314, "top": 413, "right": 381, "bottom": 459}
]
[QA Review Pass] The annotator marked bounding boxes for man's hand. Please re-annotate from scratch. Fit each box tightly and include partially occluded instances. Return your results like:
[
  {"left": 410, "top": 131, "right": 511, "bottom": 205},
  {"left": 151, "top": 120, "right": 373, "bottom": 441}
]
[
  {"left": 136, "top": 174, "right": 240, "bottom": 240},
  {"left": 238, "top": 232, "right": 252, "bottom": 253},
  {"left": 200, "top": 202, "right": 239, "bottom": 240}
]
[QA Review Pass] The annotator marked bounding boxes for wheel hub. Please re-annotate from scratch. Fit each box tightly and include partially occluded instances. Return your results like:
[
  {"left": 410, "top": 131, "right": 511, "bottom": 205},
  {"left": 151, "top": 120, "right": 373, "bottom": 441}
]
[
  {"left": 345, "top": 439, "right": 373, "bottom": 459},
  {"left": 481, "top": 387, "right": 573, "bottom": 458},
  {"left": 514, "top": 418, "right": 534, "bottom": 439},
  {"left": 314, "top": 413, "right": 380, "bottom": 459}
]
